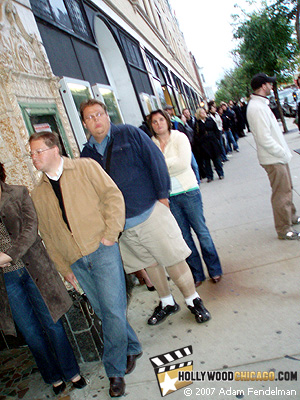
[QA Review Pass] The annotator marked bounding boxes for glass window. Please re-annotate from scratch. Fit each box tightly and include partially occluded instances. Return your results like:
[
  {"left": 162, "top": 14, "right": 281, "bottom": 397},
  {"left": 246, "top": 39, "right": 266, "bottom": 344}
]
[
  {"left": 99, "top": 88, "right": 123, "bottom": 125},
  {"left": 51, "top": 0, "right": 73, "bottom": 30},
  {"left": 19, "top": 102, "right": 73, "bottom": 157},
  {"left": 119, "top": 33, "right": 145, "bottom": 69},
  {"left": 60, "top": 78, "right": 93, "bottom": 149},
  {"left": 65, "top": 0, "right": 92, "bottom": 39},
  {"left": 153, "top": 79, "right": 167, "bottom": 109},
  {"left": 30, "top": 0, "right": 93, "bottom": 41},
  {"left": 30, "top": 0, "right": 53, "bottom": 20},
  {"left": 67, "top": 82, "right": 92, "bottom": 116},
  {"left": 146, "top": 55, "right": 158, "bottom": 77}
]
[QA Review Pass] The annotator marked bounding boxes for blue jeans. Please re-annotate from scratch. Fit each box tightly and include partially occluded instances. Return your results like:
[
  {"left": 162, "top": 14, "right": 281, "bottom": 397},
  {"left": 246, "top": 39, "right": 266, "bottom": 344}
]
[
  {"left": 224, "top": 129, "right": 238, "bottom": 152},
  {"left": 169, "top": 189, "right": 223, "bottom": 282},
  {"left": 191, "top": 153, "right": 201, "bottom": 183},
  {"left": 71, "top": 243, "right": 141, "bottom": 377},
  {"left": 219, "top": 137, "right": 228, "bottom": 161},
  {"left": 4, "top": 267, "right": 80, "bottom": 384}
]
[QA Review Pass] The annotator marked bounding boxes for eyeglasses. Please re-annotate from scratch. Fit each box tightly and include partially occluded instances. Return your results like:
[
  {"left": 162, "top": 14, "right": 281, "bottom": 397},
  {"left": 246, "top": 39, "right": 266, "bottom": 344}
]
[
  {"left": 29, "top": 147, "right": 54, "bottom": 158},
  {"left": 84, "top": 112, "right": 105, "bottom": 121}
]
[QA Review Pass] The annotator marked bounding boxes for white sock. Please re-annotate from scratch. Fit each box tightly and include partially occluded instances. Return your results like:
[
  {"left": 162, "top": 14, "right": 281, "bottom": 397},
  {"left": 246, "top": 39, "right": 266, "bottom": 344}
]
[
  {"left": 161, "top": 294, "right": 175, "bottom": 308},
  {"left": 185, "top": 292, "right": 200, "bottom": 307}
]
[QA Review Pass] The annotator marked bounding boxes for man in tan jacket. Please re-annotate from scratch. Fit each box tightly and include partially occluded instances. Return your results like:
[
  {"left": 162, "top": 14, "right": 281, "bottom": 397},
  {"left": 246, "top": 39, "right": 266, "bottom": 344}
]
[{"left": 29, "top": 131, "right": 141, "bottom": 398}]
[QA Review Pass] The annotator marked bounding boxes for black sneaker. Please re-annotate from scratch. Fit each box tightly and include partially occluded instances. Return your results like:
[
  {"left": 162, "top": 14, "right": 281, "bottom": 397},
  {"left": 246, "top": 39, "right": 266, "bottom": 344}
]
[
  {"left": 188, "top": 298, "right": 211, "bottom": 323},
  {"left": 147, "top": 301, "right": 180, "bottom": 325}
]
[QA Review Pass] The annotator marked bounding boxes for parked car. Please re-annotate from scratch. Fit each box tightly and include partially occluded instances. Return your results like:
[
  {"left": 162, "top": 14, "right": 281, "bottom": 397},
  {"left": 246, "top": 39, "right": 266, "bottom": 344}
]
[
  {"left": 278, "top": 88, "right": 298, "bottom": 117},
  {"left": 268, "top": 93, "right": 280, "bottom": 119}
]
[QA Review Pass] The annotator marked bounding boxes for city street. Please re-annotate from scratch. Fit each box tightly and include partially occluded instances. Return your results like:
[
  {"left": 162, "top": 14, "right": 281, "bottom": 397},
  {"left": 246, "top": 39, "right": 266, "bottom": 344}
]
[{"left": 1, "top": 119, "right": 300, "bottom": 400}]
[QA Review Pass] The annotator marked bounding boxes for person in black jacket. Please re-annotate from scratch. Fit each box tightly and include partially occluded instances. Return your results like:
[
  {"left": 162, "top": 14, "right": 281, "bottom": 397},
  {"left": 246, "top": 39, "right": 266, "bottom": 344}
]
[
  {"left": 193, "top": 108, "right": 224, "bottom": 182},
  {"left": 219, "top": 104, "right": 239, "bottom": 153}
]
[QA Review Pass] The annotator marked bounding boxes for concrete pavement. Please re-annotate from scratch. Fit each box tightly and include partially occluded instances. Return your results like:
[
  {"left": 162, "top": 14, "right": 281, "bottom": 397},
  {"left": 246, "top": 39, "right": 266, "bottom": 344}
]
[{"left": 2, "top": 119, "right": 300, "bottom": 400}]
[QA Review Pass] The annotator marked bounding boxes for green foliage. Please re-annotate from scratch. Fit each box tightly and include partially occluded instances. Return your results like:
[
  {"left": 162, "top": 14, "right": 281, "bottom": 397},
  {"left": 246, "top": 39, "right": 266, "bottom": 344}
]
[
  {"left": 215, "top": 67, "right": 251, "bottom": 104},
  {"left": 233, "top": 3, "right": 298, "bottom": 79},
  {"left": 215, "top": 0, "right": 299, "bottom": 102}
]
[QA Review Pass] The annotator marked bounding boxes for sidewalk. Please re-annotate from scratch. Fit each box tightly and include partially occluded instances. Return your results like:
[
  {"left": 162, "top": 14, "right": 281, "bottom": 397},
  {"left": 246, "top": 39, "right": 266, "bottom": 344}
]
[{"left": 1, "top": 119, "right": 300, "bottom": 400}]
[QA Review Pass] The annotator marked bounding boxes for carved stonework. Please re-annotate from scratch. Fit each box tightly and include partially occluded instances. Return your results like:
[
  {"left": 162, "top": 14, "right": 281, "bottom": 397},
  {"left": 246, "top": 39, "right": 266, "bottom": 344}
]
[
  {"left": 14, "top": 75, "right": 55, "bottom": 99},
  {"left": 0, "top": 0, "right": 50, "bottom": 77},
  {"left": 0, "top": 1, "right": 79, "bottom": 186}
]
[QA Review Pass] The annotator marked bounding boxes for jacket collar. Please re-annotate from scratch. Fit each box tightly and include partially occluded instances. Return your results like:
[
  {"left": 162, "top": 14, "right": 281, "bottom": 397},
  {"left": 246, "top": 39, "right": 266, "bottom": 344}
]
[
  {"left": 84, "top": 123, "right": 119, "bottom": 150},
  {"left": 0, "top": 181, "right": 14, "bottom": 210},
  {"left": 37, "top": 156, "right": 76, "bottom": 187},
  {"left": 250, "top": 93, "right": 269, "bottom": 104}
]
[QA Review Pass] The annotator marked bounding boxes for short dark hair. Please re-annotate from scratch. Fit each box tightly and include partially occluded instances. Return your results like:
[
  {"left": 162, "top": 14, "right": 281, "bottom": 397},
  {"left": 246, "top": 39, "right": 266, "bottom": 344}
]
[
  {"left": 208, "top": 103, "right": 216, "bottom": 113},
  {"left": 29, "top": 131, "right": 62, "bottom": 154},
  {"left": 250, "top": 73, "right": 276, "bottom": 91},
  {"left": 0, "top": 163, "right": 6, "bottom": 182},
  {"left": 148, "top": 109, "right": 172, "bottom": 136},
  {"left": 80, "top": 99, "right": 107, "bottom": 120}
]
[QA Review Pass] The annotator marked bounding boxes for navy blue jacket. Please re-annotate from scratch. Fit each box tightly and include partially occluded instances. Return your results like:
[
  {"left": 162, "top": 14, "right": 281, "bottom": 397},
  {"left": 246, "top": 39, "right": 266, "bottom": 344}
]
[{"left": 81, "top": 123, "right": 171, "bottom": 219}]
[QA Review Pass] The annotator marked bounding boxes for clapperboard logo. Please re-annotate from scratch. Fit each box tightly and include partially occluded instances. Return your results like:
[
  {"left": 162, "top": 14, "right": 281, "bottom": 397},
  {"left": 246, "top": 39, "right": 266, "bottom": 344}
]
[{"left": 150, "top": 345, "right": 193, "bottom": 397}]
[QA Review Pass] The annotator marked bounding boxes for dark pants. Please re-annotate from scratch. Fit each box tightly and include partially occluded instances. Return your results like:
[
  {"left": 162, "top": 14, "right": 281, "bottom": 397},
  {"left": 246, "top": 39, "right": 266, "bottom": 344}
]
[
  {"left": 204, "top": 157, "right": 224, "bottom": 180},
  {"left": 4, "top": 267, "right": 79, "bottom": 384}
]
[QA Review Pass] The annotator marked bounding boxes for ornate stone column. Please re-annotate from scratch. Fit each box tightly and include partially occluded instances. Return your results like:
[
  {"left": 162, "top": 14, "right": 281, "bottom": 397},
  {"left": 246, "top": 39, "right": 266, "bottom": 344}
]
[{"left": 0, "top": 0, "right": 78, "bottom": 188}]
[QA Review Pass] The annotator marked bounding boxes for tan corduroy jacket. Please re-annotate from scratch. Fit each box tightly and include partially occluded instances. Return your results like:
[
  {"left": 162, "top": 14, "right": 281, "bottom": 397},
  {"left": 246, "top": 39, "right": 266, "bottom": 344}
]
[{"left": 31, "top": 157, "right": 125, "bottom": 277}]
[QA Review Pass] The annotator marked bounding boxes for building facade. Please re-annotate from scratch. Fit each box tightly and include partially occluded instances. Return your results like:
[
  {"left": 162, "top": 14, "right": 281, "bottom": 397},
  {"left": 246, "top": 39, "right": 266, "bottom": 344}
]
[{"left": 0, "top": 0, "right": 206, "bottom": 187}]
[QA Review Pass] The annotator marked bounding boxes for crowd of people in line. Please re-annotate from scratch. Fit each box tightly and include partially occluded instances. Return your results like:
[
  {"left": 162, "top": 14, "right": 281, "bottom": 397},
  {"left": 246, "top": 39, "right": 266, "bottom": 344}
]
[
  {"left": 140, "top": 100, "right": 248, "bottom": 183},
  {"left": 0, "top": 96, "right": 252, "bottom": 398}
]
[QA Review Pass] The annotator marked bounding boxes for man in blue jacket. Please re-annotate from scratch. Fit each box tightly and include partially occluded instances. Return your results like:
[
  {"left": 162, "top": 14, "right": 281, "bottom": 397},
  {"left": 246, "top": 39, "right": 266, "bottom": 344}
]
[{"left": 80, "top": 99, "right": 211, "bottom": 330}]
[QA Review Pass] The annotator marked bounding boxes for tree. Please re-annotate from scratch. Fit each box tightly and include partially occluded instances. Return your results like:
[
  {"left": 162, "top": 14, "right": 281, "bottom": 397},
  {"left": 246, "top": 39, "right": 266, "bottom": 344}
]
[
  {"left": 232, "top": 1, "right": 299, "bottom": 131},
  {"left": 215, "top": 66, "right": 250, "bottom": 104},
  {"left": 267, "top": 0, "right": 300, "bottom": 49}
]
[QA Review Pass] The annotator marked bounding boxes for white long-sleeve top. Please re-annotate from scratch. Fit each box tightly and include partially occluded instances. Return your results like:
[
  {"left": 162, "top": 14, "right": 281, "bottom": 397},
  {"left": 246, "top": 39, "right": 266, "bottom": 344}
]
[
  {"left": 152, "top": 130, "right": 198, "bottom": 195},
  {"left": 210, "top": 112, "right": 223, "bottom": 131},
  {"left": 247, "top": 94, "right": 292, "bottom": 165}
]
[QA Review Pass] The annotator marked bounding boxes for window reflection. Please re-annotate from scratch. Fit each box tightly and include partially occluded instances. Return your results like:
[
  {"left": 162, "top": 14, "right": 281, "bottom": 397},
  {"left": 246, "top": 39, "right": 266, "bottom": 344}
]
[{"left": 51, "top": 0, "right": 73, "bottom": 30}]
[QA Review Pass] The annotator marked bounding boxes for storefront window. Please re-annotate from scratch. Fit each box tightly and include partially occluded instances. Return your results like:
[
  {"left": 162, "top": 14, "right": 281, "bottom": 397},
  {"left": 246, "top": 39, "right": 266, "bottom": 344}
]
[{"left": 97, "top": 87, "right": 123, "bottom": 125}]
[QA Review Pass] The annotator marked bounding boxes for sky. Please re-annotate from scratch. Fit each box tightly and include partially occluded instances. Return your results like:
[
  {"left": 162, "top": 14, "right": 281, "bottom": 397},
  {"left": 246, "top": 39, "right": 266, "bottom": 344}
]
[{"left": 168, "top": 0, "right": 262, "bottom": 91}]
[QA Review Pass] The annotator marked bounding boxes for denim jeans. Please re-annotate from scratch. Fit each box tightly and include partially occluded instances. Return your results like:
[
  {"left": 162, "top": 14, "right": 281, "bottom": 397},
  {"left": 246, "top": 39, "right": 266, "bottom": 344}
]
[
  {"left": 71, "top": 242, "right": 141, "bottom": 377},
  {"left": 4, "top": 267, "right": 80, "bottom": 384},
  {"left": 219, "top": 137, "right": 228, "bottom": 161},
  {"left": 224, "top": 129, "right": 238, "bottom": 152},
  {"left": 169, "top": 189, "right": 223, "bottom": 282}
]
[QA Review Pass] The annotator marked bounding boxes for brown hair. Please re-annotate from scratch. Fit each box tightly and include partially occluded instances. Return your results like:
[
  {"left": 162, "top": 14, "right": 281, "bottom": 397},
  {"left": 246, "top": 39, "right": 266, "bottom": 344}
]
[
  {"left": 29, "top": 131, "right": 62, "bottom": 154},
  {"left": 80, "top": 99, "right": 107, "bottom": 120},
  {"left": 0, "top": 163, "right": 6, "bottom": 182},
  {"left": 148, "top": 109, "right": 172, "bottom": 137}
]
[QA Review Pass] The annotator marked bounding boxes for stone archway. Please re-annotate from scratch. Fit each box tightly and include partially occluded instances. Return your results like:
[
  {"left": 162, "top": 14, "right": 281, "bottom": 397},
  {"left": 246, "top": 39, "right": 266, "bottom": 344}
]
[{"left": 94, "top": 17, "right": 143, "bottom": 126}]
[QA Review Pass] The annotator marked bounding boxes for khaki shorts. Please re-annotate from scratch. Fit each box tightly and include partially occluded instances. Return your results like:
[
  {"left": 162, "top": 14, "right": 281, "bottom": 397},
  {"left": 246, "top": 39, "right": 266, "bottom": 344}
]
[{"left": 119, "top": 201, "right": 191, "bottom": 273}]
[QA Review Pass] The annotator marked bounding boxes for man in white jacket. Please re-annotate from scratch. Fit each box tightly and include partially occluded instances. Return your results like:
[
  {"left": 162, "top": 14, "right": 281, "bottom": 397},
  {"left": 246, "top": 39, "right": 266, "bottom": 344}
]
[{"left": 247, "top": 73, "right": 300, "bottom": 240}]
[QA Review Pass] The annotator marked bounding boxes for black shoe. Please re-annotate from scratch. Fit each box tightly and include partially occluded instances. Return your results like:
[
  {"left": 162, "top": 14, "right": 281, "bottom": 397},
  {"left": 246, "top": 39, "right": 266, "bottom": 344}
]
[
  {"left": 126, "top": 352, "right": 143, "bottom": 374},
  {"left": 148, "top": 301, "right": 180, "bottom": 325},
  {"left": 109, "top": 377, "right": 125, "bottom": 397},
  {"left": 188, "top": 298, "right": 211, "bottom": 323},
  {"left": 72, "top": 376, "right": 87, "bottom": 389},
  {"left": 146, "top": 285, "right": 156, "bottom": 291},
  {"left": 53, "top": 381, "right": 66, "bottom": 395}
]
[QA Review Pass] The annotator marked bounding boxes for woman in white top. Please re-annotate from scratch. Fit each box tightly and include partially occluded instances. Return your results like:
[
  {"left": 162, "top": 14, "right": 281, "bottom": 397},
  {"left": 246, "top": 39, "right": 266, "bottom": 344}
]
[{"left": 149, "top": 110, "right": 223, "bottom": 285}]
